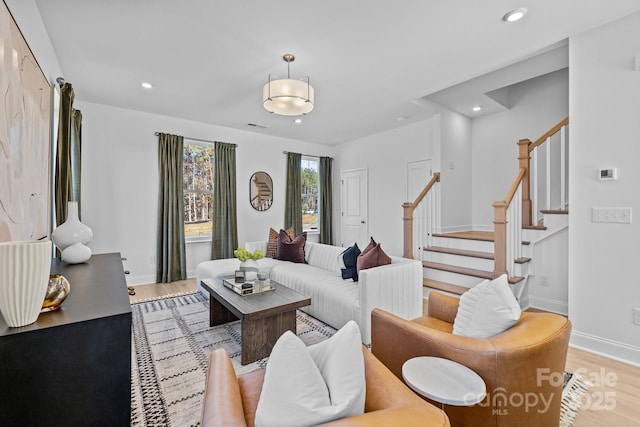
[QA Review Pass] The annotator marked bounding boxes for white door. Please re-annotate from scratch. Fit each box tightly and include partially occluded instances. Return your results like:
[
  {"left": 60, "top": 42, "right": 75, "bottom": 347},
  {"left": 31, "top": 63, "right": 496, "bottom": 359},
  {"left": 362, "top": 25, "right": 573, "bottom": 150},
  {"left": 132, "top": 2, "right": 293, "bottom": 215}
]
[
  {"left": 407, "top": 160, "right": 432, "bottom": 202},
  {"left": 341, "top": 168, "right": 368, "bottom": 248}
]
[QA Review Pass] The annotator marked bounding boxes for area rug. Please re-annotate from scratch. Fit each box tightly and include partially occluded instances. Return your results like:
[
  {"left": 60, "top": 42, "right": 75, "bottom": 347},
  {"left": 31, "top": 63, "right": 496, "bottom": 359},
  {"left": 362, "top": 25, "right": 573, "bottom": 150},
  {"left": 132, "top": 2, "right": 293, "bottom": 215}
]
[
  {"left": 130, "top": 293, "right": 336, "bottom": 426},
  {"left": 130, "top": 293, "right": 587, "bottom": 427}
]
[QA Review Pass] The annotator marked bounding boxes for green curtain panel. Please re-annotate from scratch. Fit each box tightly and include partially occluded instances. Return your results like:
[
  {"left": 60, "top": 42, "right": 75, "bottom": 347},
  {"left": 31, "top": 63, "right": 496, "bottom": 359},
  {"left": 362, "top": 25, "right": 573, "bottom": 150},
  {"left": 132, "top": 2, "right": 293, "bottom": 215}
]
[
  {"left": 55, "top": 83, "right": 80, "bottom": 226},
  {"left": 156, "top": 133, "right": 187, "bottom": 283},
  {"left": 71, "top": 109, "right": 82, "bottom": 218},
  {"left": 319, "top": 156, "right": 333, "bottom": 244},
  {"left": 211, "top": 142, "right": 238, "bottom": 259},
  {"left": 285, "top": 152, "right": 302, "bottom": 235}
]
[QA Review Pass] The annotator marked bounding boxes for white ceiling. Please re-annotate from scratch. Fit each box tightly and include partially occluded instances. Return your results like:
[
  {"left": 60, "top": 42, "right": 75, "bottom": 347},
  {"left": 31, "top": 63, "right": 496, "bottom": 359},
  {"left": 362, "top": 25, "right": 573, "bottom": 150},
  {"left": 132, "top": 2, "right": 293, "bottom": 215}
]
[{"left": 34, "top": 1, "right": 640, "bottom": 145}]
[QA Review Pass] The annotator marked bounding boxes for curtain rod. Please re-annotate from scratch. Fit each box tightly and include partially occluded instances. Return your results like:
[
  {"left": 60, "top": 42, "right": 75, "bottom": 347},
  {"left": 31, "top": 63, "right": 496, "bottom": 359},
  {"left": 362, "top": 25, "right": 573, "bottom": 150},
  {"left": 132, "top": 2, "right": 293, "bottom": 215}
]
[
  {"left": 283, "top": 151, "right": 332, "bottom": 160},
  {"left": 154, "top": 132, "right": 237, "bottom": 147}
]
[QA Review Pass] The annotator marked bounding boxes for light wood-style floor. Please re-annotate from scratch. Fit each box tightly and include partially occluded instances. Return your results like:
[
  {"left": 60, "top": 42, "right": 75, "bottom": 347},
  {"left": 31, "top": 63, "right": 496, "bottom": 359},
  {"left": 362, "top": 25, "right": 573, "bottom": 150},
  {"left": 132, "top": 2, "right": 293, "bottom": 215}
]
[{"left": 132, "top": 278, "right": 640, "bottom": 426}]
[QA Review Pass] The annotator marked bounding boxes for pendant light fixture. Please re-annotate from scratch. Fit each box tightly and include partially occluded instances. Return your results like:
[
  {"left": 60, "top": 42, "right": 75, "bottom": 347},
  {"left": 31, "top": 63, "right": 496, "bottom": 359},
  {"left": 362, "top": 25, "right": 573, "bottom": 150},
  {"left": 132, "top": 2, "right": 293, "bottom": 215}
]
[{"left": 263, "top": 54, "right": 314, "bottom": 116}]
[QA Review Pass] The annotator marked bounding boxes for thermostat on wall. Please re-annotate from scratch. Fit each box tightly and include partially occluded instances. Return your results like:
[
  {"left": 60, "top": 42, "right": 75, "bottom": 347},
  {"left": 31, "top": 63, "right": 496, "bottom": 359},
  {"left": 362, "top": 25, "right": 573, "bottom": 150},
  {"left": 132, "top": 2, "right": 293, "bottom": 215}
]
[{"left": 599, "top": 168, "right": 617, "bottom": 181}]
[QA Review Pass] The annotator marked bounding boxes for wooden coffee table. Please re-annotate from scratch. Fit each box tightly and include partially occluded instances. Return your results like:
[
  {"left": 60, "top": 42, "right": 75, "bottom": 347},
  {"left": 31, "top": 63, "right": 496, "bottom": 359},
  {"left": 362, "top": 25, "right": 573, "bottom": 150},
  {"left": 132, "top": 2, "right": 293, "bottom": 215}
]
[{"left": 200, "top": 277, "right": 310, "bottom": 365}]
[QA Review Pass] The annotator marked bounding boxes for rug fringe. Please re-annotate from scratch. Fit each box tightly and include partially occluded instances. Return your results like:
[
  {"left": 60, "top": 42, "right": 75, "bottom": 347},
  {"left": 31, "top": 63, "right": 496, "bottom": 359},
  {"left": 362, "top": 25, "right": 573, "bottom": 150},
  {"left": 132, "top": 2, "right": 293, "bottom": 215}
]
[{"left": 560, "top": 374, "right": 590, "bottom": 427}]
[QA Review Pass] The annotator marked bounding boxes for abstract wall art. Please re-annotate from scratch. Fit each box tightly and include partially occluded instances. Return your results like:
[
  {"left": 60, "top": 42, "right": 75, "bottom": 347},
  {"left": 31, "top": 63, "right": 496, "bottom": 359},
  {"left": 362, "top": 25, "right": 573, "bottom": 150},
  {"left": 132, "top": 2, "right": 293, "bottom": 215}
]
[{"left": 0, "top": 1, "right": 51, "bottom": 242}]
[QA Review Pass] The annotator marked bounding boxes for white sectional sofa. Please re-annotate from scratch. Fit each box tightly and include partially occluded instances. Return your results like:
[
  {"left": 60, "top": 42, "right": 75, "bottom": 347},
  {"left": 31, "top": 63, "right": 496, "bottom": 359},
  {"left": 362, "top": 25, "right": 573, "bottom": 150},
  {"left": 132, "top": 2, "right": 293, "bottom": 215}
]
[{"left": 196, "top": 240, "right": 423, "bottom": 344}]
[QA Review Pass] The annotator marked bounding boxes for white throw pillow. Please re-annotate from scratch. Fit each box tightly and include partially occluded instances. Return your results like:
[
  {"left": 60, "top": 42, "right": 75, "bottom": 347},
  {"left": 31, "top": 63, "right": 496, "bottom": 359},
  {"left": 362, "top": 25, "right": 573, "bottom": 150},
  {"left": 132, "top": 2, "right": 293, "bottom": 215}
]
[
  {"left": 255, "top": 321, "right": 365, "bottom": 427},
  {"left": 452, "top": 274, "right": 522, "bottom": 339}
]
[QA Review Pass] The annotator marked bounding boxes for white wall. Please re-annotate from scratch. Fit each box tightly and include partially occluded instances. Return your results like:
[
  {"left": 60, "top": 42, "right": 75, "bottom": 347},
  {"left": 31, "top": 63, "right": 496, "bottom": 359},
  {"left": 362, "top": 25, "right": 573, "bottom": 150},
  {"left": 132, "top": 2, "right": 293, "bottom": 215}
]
[
  {"left": 334, "top": 119, "right": 434, "bottom": 256},
  {"left": 569, "top": 12, "right": 640, "bottom": 365},
  {"left": 439, "top": 109, "right": 472, "bottom": 232},
  {"left": 471, "top": 69, "right": 569, "bottom": 229},
  {"left": 77, "top": 101, "right": 334, "bottom": 284}
]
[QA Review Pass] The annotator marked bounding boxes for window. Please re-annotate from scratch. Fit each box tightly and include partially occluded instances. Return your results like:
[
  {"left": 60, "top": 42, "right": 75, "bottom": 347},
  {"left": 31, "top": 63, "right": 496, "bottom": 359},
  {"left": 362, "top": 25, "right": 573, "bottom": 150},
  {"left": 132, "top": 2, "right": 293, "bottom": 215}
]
[
  {"left": 301, "top": 156, "right": 319, "bottom": 232},
  {"left": 183, "top": 143, "right": 214, "bottom": 240}
]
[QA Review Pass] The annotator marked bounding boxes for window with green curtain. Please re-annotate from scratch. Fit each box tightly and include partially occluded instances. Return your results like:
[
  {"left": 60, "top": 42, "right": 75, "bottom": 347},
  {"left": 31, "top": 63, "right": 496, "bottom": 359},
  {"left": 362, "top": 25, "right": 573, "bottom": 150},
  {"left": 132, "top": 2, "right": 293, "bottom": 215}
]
[
  {"left": 211, "top": 141, "right": 238, "bottom": 259},
  {"left": 156, "top": 133, "right": 187, "bottom": 283},
  {"left": 284, "top": 152, "right": 302, "bottom": 235}
]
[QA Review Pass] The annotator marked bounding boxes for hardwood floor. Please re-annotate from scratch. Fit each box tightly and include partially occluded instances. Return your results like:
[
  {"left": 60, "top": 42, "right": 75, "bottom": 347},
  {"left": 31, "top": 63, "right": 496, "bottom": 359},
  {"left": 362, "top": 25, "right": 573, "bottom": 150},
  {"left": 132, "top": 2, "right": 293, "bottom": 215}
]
[
  {"left": 140, "top": 279, "right": 639, "bottom": 426},
  {"left": 127, "top": 278, "right": 197, "bottom": 304}
]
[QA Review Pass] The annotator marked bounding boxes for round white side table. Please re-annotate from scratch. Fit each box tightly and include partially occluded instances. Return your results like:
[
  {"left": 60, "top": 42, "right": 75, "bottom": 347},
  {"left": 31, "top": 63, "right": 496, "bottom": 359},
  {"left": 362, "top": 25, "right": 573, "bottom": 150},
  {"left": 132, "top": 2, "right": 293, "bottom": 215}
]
[{"left": 402, "top": 356, "right": 486, "bottom": 406}]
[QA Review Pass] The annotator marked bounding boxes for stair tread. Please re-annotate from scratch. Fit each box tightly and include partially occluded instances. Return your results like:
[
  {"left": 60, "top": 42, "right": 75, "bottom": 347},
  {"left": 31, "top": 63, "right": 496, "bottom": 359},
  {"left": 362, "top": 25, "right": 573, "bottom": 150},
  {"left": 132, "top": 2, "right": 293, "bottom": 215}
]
[
  {"left": 432, "top": 232, "right": 494, "bottom": 242},
  {"left": 515, "top": 257, "right": 531, "bottom": 264},
  {"left": 423, "top": 278, "right": 468, "bottom": 296},
  {"left": 523, "top": 225, "right": 548, "bottom": 230},
  {"left": 540, "top": 209, "right": 568, "bottom": 215},
  {"left": 423, "top": 261, "right": 524, "bottom": 284},
  {"left": 423, "top": 261, "right": 494, "bottom": 280},
  {"left": 424, "top": 246, "right": 494, "bottom": 260}
]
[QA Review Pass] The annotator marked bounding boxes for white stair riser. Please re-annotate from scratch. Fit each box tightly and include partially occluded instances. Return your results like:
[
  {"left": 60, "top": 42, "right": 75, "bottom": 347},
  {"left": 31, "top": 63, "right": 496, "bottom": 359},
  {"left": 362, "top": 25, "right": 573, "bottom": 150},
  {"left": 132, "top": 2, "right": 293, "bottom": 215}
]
[
  {"left": 431, "top": 237, "right": 494, "bottom": 252},
  {"left": 423, "top": 288, "right": 464, "bottom": 300},
  {"left": 424, "top": 268, "right": 487, "bottom": 287},
  {"left": 424, "top": 251, "right": 494, "bottom": 271}
]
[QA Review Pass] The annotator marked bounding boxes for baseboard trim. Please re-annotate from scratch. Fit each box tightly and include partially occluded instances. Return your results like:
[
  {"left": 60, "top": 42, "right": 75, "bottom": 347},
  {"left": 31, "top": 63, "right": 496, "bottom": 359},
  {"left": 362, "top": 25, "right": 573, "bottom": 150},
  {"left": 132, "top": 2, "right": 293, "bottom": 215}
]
[
  {"left": 570, "top": 331, "right": 640, "bottom": 368},
  {"left": 126, "top": 270, "right": 197, "bottom": 286},
  {"left": 528, "top": 296, "right": 568, "bottom": 316},
  {"left": 470, "top": 224, "right": 494, "bottom": 232},
  {"left": 126, "top": 274, "right": 156, "bottom": 286}
]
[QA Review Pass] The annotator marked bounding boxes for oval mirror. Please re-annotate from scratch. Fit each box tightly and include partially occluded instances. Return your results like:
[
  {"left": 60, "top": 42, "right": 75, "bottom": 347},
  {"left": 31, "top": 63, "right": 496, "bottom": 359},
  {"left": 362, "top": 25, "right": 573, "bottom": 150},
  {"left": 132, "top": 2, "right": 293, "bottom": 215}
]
[{"left": 250, "top": 171, "right": 273, "bottom": 211}]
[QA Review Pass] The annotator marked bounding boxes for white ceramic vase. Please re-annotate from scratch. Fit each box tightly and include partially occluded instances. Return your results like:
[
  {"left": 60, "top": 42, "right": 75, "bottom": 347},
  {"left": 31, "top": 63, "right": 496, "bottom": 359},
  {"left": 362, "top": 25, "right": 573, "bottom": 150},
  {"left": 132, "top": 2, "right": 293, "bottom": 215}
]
[
  {"left": 239, "top": 259, "right": 259, "bottom": 281},
  {"left": 61, "top": 242, "right": 92, "bottom": 264},
  {"left": 52, "top": 201, "right": 92, "bottom": 263},
  {"left": 0, "top": 240, "right": 52, "bottom": 327}
]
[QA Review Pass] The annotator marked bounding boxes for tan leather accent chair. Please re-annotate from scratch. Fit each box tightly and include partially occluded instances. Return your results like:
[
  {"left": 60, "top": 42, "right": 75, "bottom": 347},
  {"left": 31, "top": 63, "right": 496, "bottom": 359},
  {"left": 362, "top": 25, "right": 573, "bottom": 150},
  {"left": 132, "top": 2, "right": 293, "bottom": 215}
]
[
  {"left": 201, "top": 347, "right": 450, "bottom": 427},
  {"left": 371, "top": 292, "right": 572, "bottom": 427}
]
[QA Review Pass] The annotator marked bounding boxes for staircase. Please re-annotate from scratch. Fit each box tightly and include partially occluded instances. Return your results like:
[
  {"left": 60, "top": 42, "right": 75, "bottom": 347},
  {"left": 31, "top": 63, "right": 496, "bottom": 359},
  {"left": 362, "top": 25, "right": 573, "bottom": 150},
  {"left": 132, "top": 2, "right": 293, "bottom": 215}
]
[{"left": 403, "top": 118, "right": 569, "bottom": 305}]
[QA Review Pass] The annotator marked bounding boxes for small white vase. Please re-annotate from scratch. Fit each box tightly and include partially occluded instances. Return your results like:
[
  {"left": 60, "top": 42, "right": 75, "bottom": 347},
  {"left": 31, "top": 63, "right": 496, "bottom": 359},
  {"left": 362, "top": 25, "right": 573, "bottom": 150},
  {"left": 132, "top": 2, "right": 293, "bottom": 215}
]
[
  {"left": 61, "top": 242, "right": 92, "bottom": 264},
  {"left": 51, "top": 201, "right": 92, "bottom": 252},
  {"left": 0, "top": 240, "right": 52, "bottom": 327},
  {"left": 239, "top": 259, "right": 259, "bottom": 281}
]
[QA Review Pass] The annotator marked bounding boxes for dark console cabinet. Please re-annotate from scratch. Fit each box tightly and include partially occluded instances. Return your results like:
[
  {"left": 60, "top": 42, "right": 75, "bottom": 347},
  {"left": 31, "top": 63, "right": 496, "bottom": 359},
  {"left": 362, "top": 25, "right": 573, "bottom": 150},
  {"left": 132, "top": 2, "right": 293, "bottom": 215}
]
[{"left": 0, "top": 253, "right": 132, "bottom": 426}]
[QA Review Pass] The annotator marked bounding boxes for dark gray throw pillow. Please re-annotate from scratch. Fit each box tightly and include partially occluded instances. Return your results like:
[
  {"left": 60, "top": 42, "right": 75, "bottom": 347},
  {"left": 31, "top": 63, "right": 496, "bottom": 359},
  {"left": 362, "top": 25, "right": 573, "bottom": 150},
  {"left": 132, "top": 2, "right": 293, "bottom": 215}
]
[{"left": 340, "top": 243, "right": 361, "bottom": 281}]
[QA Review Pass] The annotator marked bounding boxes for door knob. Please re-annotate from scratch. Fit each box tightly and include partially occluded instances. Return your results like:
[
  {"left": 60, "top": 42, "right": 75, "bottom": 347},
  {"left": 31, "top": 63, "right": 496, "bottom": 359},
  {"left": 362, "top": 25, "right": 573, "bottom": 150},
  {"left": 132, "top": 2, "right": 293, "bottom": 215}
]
[{"left": 361, "top": 220, "right": 366, "bottom": 224}]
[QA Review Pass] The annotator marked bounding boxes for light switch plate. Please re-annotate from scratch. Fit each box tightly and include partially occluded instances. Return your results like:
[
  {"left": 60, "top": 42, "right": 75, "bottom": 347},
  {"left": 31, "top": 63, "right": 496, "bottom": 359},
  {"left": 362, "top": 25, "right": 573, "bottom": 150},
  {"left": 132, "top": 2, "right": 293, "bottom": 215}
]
[{"left": 591, "top": 207, "right": 632, "bottom": 224}]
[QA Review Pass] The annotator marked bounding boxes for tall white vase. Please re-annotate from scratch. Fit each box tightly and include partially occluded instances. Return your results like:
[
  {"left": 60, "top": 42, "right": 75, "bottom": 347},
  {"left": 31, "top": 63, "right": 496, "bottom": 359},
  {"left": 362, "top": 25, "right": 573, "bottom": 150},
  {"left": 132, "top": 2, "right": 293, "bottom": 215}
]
[
  {"left": 0, "top": 240, "right": 52, "bottom": 327},
  {"left": 52, "top": 201, "right": 92, "bottom": 263}
]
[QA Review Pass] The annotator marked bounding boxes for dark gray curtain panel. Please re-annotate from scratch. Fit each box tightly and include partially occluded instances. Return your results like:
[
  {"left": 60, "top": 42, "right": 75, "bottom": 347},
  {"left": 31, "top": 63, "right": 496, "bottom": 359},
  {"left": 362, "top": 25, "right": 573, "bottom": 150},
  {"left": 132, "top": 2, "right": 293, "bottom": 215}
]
[
  {"left": 319, "top": 156, "right": 333, "bottom": 245},
  {"left": 156, "top": 133, "right": 186, "bottom": 283},
  {"left": 55, "top": 83, "right": 82, "bottom": 225},
  {"left": 284, "top": 152, "right": 302, "bottom": 235},
  {"left": 211, "top": 141, "right": 238, "bottom": 259}
]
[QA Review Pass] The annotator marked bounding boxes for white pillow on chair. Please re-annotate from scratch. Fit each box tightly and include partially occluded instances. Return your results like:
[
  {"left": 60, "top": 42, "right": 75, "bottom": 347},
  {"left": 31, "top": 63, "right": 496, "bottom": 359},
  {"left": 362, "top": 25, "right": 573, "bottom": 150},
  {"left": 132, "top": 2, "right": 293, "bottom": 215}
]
[
  {"left": 452, "top": 274, "right": 522, "bottom": 339},
  {"left": 254, "top": 321, "right": 365, "bottom": 427}
]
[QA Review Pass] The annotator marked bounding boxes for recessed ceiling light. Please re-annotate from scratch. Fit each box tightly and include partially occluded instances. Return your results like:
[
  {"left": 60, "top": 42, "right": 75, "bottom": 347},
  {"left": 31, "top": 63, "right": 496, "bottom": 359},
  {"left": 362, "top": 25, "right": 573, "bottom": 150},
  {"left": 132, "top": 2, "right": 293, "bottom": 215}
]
[
  {"left": 141, "top": 82, "right": 153, "bottom": 89},
  {"left": 472, "top": 106, "right": 482, "bottom": 112},
  {"left": 397, "top": 116, "right": 406, "bottom": 122},
  {"left": 502, "top": 8, "right": 527, "bottom": 22},
  {"left": 294, "top": 118, "right": 302, "bottom": 124}
]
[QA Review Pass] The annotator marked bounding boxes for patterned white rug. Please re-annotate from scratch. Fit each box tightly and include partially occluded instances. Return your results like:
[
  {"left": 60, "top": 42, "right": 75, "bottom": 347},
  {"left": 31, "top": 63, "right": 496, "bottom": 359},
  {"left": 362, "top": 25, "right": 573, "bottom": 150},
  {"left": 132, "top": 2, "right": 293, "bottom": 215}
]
[
  {"left": 130, "top": 293, "right": 336, "bottom": 426},
  {"left": 130, "top": 293, "right": 587, "bottom": 427}
]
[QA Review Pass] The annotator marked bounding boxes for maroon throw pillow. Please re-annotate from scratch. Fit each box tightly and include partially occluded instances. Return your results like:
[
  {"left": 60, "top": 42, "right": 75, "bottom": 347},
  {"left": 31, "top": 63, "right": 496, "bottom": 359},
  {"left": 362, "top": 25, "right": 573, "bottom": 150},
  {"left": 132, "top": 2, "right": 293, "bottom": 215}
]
[
  {"left": 267, "top": 227, "right": 294, "bottom": 258},
  {"left": 356, "top": 243, "right": 391, "bottom": 272},
  {"left": 276, "top": 230, "right": 307, "bottom": 263},
  {"left": 361, "top": 237, "right": 377, "bottom": 255}
]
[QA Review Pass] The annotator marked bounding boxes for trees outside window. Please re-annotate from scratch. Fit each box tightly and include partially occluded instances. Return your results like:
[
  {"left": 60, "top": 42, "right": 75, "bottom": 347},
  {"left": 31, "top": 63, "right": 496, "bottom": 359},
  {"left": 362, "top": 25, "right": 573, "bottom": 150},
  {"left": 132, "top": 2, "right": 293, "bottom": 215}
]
[
  {"left": 301, "top": 157, "right": 319, "bottom": 231},
  {"left": 183, "top": 143, "right": 214, "bottom": 240}
]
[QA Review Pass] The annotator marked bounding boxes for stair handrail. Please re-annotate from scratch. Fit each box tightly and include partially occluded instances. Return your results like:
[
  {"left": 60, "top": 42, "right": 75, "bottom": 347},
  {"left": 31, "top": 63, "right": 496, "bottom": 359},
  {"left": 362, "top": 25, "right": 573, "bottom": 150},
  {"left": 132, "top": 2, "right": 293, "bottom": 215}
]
[
  {"left": 528, "top": 117, "right": 569, "bottom": 152},
  {"left": 403, "top": 172, "right": 440, "bottom": 259},
  {"left": 494, "top": 116, "right": 569, "bottom": 278},
  {"left": 493, "top": 168, "right": 525, "bottom": 277}
]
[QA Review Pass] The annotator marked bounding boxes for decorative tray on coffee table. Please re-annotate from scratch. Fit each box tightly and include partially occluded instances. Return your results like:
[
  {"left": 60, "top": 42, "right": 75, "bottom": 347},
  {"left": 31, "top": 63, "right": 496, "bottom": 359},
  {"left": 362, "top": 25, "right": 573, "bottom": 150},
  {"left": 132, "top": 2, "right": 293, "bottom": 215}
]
[{"left": 223, "top": 277, "right": 276, "bottom": 296}]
